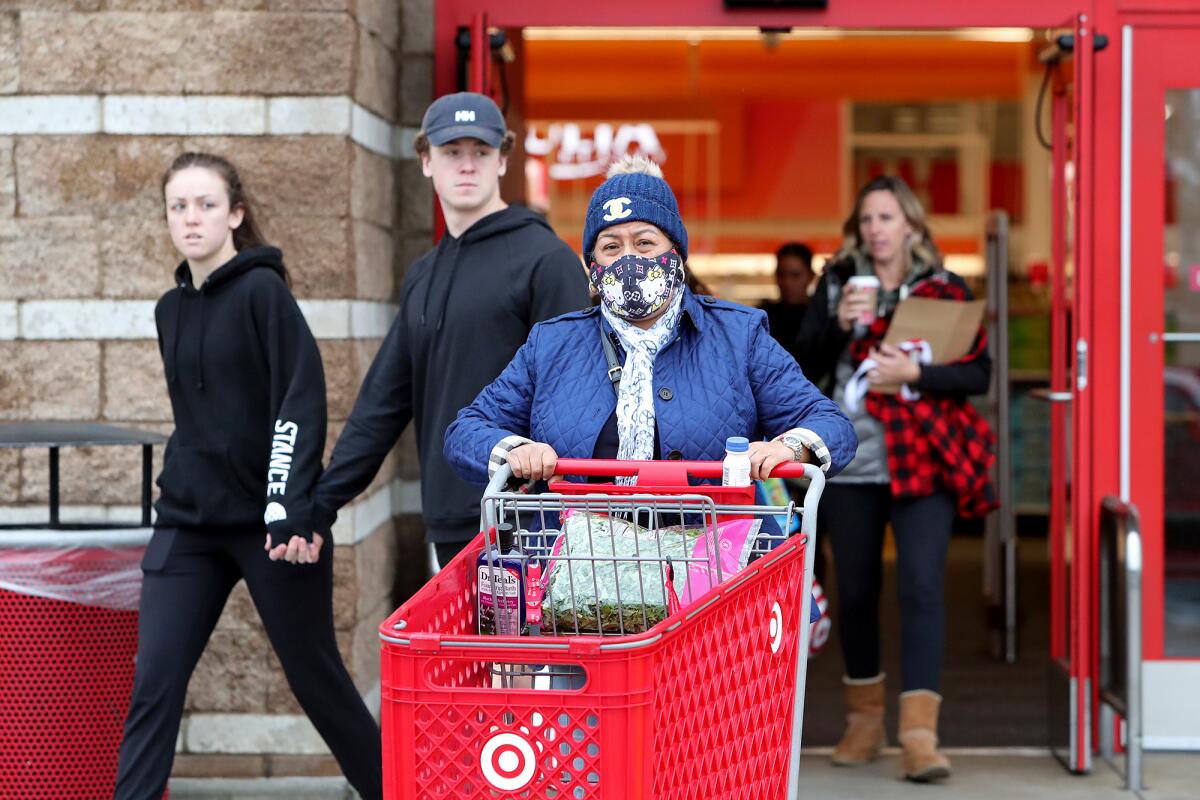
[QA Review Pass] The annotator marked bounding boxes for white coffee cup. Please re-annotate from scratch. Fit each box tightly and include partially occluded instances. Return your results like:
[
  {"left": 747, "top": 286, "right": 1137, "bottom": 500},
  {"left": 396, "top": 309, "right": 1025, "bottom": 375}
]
[{"left": 845, "top": 275, "right": 881, "bottom": 325}]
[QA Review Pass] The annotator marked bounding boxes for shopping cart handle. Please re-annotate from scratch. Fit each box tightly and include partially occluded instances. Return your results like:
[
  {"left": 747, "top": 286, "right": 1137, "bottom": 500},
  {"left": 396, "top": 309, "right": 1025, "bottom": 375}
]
[
  {"left": 553, "top": 458, "right": 814, "bottom": 483},
  {"left": 481, "top": 458, "right": 819, "bottom": 499}
]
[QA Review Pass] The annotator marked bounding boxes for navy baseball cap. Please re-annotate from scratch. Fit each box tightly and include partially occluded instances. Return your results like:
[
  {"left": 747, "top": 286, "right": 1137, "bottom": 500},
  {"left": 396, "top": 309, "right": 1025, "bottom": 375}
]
[{"left": 421, "top": 92, "right": 507, "bottom": 148}]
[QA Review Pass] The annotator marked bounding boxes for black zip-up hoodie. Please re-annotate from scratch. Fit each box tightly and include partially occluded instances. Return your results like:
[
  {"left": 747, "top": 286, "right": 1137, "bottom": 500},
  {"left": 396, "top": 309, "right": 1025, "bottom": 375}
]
[
  {"left": 154, "top": 246, "right": 326, "bottom": 542},
  {"left": 312, "top": 206, "right": 589, "bottom": 542}
]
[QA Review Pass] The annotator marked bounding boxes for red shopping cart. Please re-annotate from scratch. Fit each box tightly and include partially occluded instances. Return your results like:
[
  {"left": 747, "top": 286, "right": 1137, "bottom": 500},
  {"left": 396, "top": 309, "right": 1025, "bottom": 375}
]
[{"left": 379, "top": 458, "right": 822, "bottom": 800}]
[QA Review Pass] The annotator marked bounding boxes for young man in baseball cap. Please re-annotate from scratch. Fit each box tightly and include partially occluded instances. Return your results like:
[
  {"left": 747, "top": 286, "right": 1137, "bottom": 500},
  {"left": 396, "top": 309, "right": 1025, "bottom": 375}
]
[{"left": 297, "top": 92, "right": 589, "bottom": 569}]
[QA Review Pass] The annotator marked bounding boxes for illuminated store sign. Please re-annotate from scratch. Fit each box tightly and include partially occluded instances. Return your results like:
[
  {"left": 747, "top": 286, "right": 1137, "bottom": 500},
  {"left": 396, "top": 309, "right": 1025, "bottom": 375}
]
[{"left": 525, "top": 122, "right": 667, "bottom": 180}]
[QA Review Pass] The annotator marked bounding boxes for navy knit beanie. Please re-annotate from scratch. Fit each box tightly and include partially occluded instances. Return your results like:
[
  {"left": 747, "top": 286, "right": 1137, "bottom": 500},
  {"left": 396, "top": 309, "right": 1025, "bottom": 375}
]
[{"left": 582, "top": 170, "right": 689, "bottom": 262}]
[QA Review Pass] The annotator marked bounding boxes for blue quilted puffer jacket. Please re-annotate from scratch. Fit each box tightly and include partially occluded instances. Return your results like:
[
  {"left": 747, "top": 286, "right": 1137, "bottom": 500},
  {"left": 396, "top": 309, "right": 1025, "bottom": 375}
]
[{"left": 444, "top": 289, "right": 856, "bottom": 486}]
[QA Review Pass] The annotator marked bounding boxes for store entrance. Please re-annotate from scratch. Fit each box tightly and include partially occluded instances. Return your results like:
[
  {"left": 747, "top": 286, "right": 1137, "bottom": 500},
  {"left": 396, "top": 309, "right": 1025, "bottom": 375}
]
[
  {"left": 496, "top": 25, "right": 1056, "bottom": 747},
  {"left": 432, "top": 0, "right": 1125, "bottom": 750}
]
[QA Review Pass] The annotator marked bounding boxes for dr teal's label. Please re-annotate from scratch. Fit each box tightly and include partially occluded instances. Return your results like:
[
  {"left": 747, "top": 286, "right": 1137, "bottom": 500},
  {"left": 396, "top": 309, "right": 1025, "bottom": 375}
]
[{"left": 478, "top": 565, "right": 522, "bottom": 635}]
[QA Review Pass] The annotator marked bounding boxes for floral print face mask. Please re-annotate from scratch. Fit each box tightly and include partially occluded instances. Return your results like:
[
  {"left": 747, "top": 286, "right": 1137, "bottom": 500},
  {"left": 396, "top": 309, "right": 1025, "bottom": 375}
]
[{"left": 589, "top": 249, "right": 685, "bottom": 321}]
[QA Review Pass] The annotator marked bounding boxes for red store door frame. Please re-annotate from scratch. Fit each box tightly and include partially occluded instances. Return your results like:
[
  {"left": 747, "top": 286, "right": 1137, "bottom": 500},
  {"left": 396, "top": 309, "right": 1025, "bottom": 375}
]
[{"left": 1043, "top": 10, "right": 1100, "bottom": 773}]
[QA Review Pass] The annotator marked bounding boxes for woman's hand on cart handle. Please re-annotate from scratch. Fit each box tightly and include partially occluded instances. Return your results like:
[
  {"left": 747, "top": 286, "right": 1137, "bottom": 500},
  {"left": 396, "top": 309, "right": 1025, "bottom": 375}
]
[
  {"left": 265, "top": 531, "right": 324, "bottom": 565},
  {"left": 507, "top": 441, "right": 559, "bottom": 482},
  {"left": 748, "top": 440, "right": 806, "bottom": 482}
]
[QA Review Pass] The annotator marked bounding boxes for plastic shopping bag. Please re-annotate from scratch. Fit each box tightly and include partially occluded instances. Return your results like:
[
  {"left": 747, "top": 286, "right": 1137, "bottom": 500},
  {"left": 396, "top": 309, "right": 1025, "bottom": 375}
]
[{"left": 542, "top": 510, "right": 762, "bottom": 634}]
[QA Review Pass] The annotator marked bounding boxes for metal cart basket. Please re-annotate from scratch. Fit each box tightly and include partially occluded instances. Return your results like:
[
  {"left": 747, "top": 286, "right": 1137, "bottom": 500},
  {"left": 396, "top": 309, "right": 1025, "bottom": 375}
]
[{"left": 379, "top": 458, "right": 823, "bottom": 800}]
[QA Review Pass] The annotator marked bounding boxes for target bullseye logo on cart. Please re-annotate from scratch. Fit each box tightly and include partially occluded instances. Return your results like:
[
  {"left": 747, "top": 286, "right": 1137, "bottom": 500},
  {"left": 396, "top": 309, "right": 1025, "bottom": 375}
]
[
  {"left": 769, "top": 601, "right": 784, "bottom": 654},
  {"left": 480, "top": 731, "right": 537, "bottom": 791}
]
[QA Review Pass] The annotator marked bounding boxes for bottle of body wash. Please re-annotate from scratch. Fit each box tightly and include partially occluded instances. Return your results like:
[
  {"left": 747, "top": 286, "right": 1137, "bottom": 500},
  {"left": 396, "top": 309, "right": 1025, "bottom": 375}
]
[{"left": 476, "top": 523, "right": 525, "bottom": 636}]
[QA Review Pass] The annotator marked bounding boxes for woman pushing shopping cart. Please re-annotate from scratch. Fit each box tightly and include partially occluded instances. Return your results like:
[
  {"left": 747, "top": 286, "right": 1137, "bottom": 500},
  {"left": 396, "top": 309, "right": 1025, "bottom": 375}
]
[
  {"left": 380, "top": 457, "right": 827, "bottom": 799},
  {"left": 375, "top": 153, "right": 855, "bottom": 798}
]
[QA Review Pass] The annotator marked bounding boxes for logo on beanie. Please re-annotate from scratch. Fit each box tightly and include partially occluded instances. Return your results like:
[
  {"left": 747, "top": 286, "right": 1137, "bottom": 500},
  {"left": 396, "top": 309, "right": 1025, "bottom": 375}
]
[
  {"left": 602, "top": 197, "right": 633, "bottom": 222},
  {"left": 454, "top": 110, "right": 476, "bottom": 122}
]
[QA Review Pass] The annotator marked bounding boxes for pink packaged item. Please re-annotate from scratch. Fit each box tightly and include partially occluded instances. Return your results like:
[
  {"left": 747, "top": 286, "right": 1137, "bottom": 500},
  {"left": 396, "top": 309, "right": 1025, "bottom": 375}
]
[{"left": 681, "top": 517, "right": 760, "bottom": 604}]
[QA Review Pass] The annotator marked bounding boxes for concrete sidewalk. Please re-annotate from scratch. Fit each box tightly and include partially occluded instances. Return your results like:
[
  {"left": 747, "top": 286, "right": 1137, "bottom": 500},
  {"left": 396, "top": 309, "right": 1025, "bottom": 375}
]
[
  {"left": 169, "top": 775, "right": 358, "bottom": 800},
  {"left": 168, "top": 751, "right": 1197, "bottom": 799},
  {"left": 795, "top": 750, "right": 1194, "bottom": 800}
]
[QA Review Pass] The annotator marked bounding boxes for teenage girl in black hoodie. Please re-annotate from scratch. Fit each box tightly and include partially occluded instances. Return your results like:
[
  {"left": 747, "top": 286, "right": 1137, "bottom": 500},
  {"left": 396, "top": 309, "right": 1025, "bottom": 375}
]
[{"left": 113, "top": 153, "right": 382, "bottom": 800}]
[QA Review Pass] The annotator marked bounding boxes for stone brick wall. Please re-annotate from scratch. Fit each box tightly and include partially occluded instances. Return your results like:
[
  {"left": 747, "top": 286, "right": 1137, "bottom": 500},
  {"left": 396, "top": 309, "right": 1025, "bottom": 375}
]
[{"left": 0, "top": 0, "right": 437, "bottom": 781}]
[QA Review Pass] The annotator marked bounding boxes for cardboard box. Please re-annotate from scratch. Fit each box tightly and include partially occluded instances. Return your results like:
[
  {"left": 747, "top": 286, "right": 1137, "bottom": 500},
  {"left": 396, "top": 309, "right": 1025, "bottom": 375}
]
[
  {"left": 869, "top": 297, "right": 986, "bottom": 394},
  {"left": 882, "top": 297, "right": 987, "bottom": 364}
]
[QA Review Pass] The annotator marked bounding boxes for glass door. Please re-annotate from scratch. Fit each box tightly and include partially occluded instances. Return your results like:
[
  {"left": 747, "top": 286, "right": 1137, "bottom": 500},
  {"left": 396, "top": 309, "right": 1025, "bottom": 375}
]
[{"left": 1127, "top": 25, "right": 1200, "bottom": 750}]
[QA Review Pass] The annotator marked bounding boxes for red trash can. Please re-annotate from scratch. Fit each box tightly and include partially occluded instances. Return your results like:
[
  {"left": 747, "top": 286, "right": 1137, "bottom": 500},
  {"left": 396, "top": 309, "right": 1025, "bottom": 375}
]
[{"left": 0, "top": 529, "right": 151, "bottom": 799}]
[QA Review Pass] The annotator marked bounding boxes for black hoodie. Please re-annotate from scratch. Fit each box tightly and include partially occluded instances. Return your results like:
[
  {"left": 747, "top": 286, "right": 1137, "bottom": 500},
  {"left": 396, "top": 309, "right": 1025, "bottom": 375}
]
[
  {"left": 312, "top": 206, "right": 589, "bottom": 542},
  {"left": 154, "top": 246, "right": 325, "bottom": 543}
]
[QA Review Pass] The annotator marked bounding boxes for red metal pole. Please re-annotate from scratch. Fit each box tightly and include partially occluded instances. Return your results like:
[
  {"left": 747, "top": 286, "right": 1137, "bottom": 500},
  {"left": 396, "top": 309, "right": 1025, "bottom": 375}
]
[
  {"left": 1049, "top": 80, "right": 1069, "bottom": 664},
  {"left": 1073, "top": 9, "right": 1098, "bottom": 772},
  {"left": 468, "top": 12, "right": 490, "bottom": 93}
]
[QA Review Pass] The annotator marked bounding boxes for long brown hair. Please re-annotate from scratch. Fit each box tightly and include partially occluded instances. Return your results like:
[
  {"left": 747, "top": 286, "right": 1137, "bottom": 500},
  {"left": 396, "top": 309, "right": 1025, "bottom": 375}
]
[
  {"left": 161, "top": 152, "right": 282, "bottom": 276},
  {"left": 835, "top": 175, "right": 941, "bottom": 271}
]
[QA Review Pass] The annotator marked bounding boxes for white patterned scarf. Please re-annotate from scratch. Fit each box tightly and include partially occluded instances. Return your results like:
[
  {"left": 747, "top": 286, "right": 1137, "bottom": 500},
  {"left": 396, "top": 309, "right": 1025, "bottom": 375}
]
[{"left": 601, "top": 289, "right": 685, "bottom": 483}]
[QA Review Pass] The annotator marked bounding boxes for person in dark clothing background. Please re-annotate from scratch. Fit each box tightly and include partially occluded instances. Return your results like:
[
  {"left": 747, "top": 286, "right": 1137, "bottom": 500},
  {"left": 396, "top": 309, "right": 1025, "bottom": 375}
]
[
  {"left": 277, "top": 92, "right": 589, "bottom": 571},
  {"left": 760, "top": 241, "right": 815, "bottom": 351},
  {"left": 114, "top": 153, "right": 382, "bottom": 800}
]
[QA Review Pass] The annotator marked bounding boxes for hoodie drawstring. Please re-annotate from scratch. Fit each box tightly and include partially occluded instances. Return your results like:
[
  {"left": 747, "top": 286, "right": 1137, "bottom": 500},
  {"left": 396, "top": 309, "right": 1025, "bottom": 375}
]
[
  {"left": 168, "top": 287, "right": 185, "bottom": 385},
  {"left": 195, "top": 291, "right": 206, "bottom": 391},
  {"left": 436, "top": 251, "right": 463, "bottom": 331},
  {"left": 168, "top": 248, "right": 285, "bottom": 392},
  {"left": 421, "top": 236, "right": 462, "bottom": 330},
  {"left": 418, "top": 207, "right": 539, "bottom": 329}
]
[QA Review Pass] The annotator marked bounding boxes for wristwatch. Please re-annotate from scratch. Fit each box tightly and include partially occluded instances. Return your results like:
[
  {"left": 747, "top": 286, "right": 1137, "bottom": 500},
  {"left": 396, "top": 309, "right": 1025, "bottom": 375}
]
[{"left": 779, "top": 433, "right": 808, "bottom": 462}]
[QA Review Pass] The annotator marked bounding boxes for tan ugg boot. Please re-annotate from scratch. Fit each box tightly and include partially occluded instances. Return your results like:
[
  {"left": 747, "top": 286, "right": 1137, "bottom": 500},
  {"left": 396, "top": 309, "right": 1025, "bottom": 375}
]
[
  {"left": 898, "top": 690, "right": 952, "bottom": 782},
  {"left": 830, "top": 674, "right": 887, "bottom": 766}
]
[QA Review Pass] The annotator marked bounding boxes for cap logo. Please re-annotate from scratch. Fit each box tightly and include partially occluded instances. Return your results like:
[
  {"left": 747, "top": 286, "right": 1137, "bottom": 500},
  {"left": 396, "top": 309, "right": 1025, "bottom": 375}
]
[
  {"left": 602, "top": 197, "right": 633, "bottom": 222},
  {"left": 454, "top": 109, "right": 476, "bottom": 122}
]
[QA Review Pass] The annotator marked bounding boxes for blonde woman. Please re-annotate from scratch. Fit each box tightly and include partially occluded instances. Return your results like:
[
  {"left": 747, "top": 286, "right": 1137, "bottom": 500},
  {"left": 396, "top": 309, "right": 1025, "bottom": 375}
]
[{"left": 794, "top": 175, "right": 995, "bottom": 782}]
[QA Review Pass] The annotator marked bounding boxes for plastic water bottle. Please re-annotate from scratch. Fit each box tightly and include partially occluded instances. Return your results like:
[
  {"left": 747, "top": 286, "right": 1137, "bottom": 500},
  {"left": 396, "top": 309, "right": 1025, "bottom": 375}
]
[{"left": 722, "top": 436, "right": 752, "bottom": 487}]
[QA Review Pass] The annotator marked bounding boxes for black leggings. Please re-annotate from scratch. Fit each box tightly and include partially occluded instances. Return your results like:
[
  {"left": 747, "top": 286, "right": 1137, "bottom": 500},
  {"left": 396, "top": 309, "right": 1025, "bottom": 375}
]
[
  {"left": 818, "top": 484, "right": 955, "bottom": 692},
  {"left": 113, "top": 527, "right": 383, "bottom": 800}
]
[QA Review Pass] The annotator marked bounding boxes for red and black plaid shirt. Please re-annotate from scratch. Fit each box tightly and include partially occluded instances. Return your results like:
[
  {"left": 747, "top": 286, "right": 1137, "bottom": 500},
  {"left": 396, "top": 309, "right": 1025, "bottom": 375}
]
[{"left": 849, "top": 274, "right": 998, "bottom": 519}]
